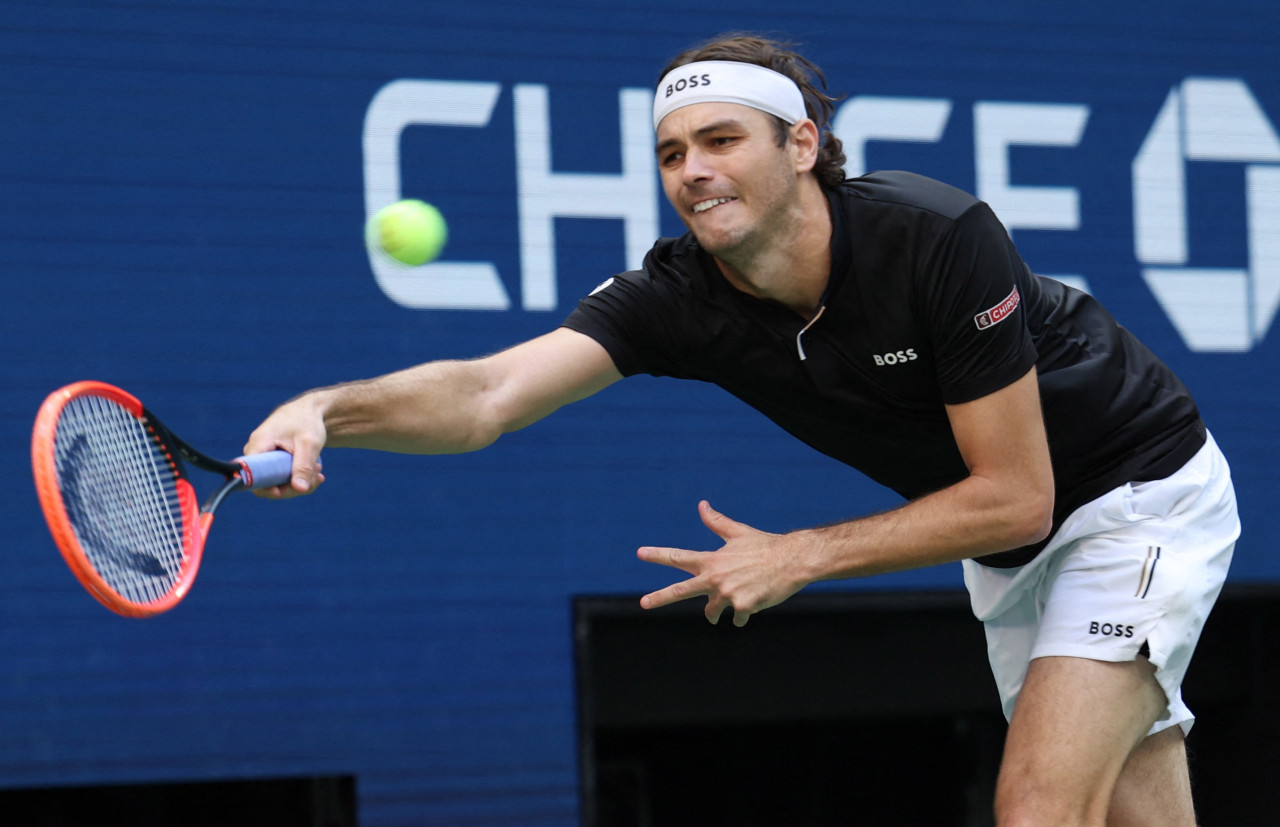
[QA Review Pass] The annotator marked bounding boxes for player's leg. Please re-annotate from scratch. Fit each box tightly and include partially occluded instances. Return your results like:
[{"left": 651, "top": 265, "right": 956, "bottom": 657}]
[
  {"left": 1106, "top": 724, "right": 1197, "bottom": 826},
  {"left": 993, "top": 654, "right": 1174, "bottom": 826},
  {"left": 971, "top": 435, "right": 1237, "bottom": 826}
]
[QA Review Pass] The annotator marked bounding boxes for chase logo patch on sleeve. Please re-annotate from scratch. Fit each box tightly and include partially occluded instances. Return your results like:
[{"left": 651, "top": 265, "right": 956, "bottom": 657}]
[{"left": 974, "top": 286, "right": 1021, "bottom": 330}]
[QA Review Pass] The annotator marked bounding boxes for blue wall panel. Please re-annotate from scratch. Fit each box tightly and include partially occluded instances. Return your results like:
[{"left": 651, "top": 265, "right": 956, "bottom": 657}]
[{"left": 2, "top": 1, "right": 1278, "bottom": 822}]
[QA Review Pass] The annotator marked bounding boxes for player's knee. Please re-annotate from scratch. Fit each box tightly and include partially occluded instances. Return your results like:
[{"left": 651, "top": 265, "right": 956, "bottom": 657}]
[
  {"left": 996, "top": 792, "right": 1099, "bottom": 827},
  {"left": 995, "top": 764, "right": 1108, "bottom": 827}
]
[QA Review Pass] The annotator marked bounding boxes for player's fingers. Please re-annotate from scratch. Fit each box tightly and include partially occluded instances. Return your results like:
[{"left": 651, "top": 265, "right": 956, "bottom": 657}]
[
  {"left": 705, "top": 597, "right": 730, "bottom": 625},
  {"left": 242, "top": 438, "right": 281, "bottom": 458},
  {"left": 288, "top": 437, "right": 325, "bottom": 493},
  {"left": 291, "top": 469, "right": 326, "bottom": 494},
  {"left": 698, "top": 500, "right": 743, "bottom": 539},
  {"left": 254, "top": 483, "right": 300, "bottom": 500},
  {"left": 732, "top": 608, "right": 752, "bottom": 628},
  {"left": 636, "top": 545, "right": 700, "bottom": 572},
  {"left": 639, "top": 577, "right": 707, "bottom": 611}
]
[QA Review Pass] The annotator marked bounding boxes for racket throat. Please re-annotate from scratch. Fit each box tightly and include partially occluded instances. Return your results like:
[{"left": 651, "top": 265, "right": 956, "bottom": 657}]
[{"left": 201, "top": 477, "right": 247, "bottom": 514}]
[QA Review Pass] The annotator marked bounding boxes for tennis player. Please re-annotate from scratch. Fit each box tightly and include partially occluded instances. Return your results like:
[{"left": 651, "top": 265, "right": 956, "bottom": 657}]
[{"left": 246, "top": 35, "right": 1239, "bottom": 825}]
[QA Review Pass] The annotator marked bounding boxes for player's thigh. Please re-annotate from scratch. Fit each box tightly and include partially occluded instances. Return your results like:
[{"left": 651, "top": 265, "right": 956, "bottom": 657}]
[
  {"left": 997, "top": 655, "right": 1166, "bottom": 819},
  {"left": 1107, "top": 726, "right": 1196, "bottom": 827}
]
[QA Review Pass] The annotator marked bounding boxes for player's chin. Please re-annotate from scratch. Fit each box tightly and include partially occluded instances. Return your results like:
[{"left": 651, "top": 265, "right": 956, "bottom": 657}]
[
  {"left": 690, "top": 228, "right": 744, "bottom": 259},
  {"left": 692, "top": 213, "right": 747, "bottom": 246}
]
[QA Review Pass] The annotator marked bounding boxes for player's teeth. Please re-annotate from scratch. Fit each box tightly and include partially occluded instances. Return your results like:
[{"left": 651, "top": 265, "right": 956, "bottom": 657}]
[{"left": 693, "top": 198, "right": 733, "bottom": 213}]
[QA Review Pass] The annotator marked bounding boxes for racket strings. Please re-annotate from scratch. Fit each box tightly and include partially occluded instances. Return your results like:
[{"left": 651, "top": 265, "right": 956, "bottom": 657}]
[{"left": 54, "top": 395, "right": 189, "bottom": 605}]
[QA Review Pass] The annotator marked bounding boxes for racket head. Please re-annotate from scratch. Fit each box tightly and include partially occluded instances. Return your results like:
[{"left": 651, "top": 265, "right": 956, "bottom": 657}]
[{"left": 32, "top": 381, "right": 210, "bottom": 617}]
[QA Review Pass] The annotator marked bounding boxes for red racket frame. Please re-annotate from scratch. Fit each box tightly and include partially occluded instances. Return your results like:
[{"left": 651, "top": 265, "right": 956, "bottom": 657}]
[{"left": 32, "top": 381, "right": 211, "bottom": 617}]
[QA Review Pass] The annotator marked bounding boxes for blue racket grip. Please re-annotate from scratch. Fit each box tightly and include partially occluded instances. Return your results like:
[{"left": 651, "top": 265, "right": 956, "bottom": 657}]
[{"left": 235, "top": 450, "right": 321, "bottom": 490}]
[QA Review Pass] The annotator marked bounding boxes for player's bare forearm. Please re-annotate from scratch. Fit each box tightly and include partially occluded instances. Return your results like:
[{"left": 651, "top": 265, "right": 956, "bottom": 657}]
[
  {"left": 638, "top": 368, "right": 1054, "bottom": 624},
  {"left": 241, "top": 361, "right": 503, "bottom": 499},
  {"left": 638, "top": 473, "right": 1052, "bottom": 626},
  {"left": 243, "top": 328, "right": 621, "bottom": 496},
  {"left": 309, "top": 360, "right": 507, "bottom": 455},
  {"left": 790, "top": 472, "right": 1054, "bottom": 582},
  {"left": 312, "top": 330, "right": 621, "bottom": 453},
  {"left": 794, "top": 369, "right": 1054, "bottom": 578}
]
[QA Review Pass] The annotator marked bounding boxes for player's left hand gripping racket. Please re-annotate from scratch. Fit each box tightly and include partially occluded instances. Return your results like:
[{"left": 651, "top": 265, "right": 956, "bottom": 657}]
[{"left": 32, "top": 380, "right": 303, "bottom": 618}]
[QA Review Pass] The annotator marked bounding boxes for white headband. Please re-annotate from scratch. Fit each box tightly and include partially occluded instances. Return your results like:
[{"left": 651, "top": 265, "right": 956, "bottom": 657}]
[{"left": 652, "top": 60, "right": 807, "bottom": 130}]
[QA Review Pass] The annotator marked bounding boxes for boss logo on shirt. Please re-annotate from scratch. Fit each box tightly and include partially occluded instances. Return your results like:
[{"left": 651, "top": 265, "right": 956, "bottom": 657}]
[
  {"left": 1089, "top": 621, "right": 1136, "bottom": 638},
  {"left": 873, "top": 348, "right": 918, "bottom": 366},
  {"left": 974, "top": 286, "right": 1021, "bottom": 330}
]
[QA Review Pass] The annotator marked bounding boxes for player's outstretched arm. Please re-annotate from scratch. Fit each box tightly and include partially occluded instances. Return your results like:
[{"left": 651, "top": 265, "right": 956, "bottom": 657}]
[
  {"left": 638, "top": 367, "right": 1055, "bottom": 625},
  {"left": 244, "top": 328, "right": 622, "bottom": 497}
]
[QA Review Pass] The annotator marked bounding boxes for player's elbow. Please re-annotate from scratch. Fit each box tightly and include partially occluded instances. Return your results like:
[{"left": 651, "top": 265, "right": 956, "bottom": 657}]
[
  {"left": 441, "top": 360, "right": 519, "bottom": 453},
  {"left": 454, "top": 397, "right": 507, "bottom": 453},
  {"left": 1009, "top": 482, "right": 1055, "bottom": 547}
]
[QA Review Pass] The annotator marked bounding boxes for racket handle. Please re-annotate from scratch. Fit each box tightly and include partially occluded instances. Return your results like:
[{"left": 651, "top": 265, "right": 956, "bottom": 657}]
[{"left": 235, "top": 450, "right": 306, "bottom": 490}]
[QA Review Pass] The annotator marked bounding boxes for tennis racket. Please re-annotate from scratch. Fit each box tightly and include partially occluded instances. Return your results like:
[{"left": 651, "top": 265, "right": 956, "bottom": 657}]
[{"left": 31, "top": 380, "right": 302, "bottom": 618}]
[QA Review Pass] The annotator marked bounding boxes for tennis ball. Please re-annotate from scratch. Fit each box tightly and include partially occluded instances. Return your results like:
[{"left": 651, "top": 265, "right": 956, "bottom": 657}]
[{"left": 367, "top": 199, "right": 448, "bottom": 266}]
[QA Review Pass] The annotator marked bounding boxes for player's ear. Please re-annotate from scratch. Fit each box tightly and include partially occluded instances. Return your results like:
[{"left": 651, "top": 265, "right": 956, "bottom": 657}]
[{"left": 789, "top": 118, "right": 820, "bottom": 174}]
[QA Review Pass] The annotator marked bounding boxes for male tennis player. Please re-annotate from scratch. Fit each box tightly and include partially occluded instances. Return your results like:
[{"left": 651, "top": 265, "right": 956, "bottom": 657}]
[{"left": 246, "top": 35, "right": 1238, "bottom": 826}]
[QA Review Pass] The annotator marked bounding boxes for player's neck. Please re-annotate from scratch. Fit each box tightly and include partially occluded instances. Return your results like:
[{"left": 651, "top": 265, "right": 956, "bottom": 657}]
[{"left": 714, "top": 180, "right": 832, "bottom": 319}]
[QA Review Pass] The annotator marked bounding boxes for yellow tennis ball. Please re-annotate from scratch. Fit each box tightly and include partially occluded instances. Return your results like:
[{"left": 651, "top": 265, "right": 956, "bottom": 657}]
[{"left": 368, "top": 199, "right": 448, "bottom": 265}]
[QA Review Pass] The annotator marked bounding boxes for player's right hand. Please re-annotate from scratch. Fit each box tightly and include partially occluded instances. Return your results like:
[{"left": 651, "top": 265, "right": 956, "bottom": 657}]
[{"left": 243, "top": 394, "right": 328, "bottom": 499}]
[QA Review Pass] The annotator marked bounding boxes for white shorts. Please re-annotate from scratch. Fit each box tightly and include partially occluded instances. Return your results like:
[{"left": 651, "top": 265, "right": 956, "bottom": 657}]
[{"left": 962, "top": 432, "right": 1239, "bottom": 737}]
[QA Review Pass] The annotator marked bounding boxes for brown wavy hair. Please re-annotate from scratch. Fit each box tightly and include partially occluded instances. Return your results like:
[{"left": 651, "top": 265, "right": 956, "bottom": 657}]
[{"left": 659, "top": 34, "right": 848, "bottom": 189}]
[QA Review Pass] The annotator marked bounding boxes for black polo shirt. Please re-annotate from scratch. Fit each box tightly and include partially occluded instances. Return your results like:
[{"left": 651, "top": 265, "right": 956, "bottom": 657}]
[{"left": 562, "top": 171, "right": 1205, "bottom": 567}]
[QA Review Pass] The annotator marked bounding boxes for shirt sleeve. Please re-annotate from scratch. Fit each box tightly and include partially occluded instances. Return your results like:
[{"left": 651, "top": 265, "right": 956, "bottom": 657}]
[
  {"left": 560, "top": 270, "right": 690, "bottom": 379},
  {"left": 917, "top": 203, "right": 1038, "bottom": 404}
]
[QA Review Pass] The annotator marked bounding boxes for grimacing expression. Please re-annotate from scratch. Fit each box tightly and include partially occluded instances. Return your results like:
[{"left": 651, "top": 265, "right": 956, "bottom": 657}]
[{"left": 655, "top": 102, "right": 804, "bottom": 261}]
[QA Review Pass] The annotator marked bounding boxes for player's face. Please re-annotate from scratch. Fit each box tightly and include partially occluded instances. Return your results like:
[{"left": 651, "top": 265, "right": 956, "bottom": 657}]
[{"left": 655, "top": 103, "right": 803, "bottom": 260}]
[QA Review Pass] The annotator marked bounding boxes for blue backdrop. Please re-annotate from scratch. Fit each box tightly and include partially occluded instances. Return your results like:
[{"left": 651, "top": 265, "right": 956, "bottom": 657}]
[{"left": 2, "top": 1, "right": 1277, "bottom": 823}]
